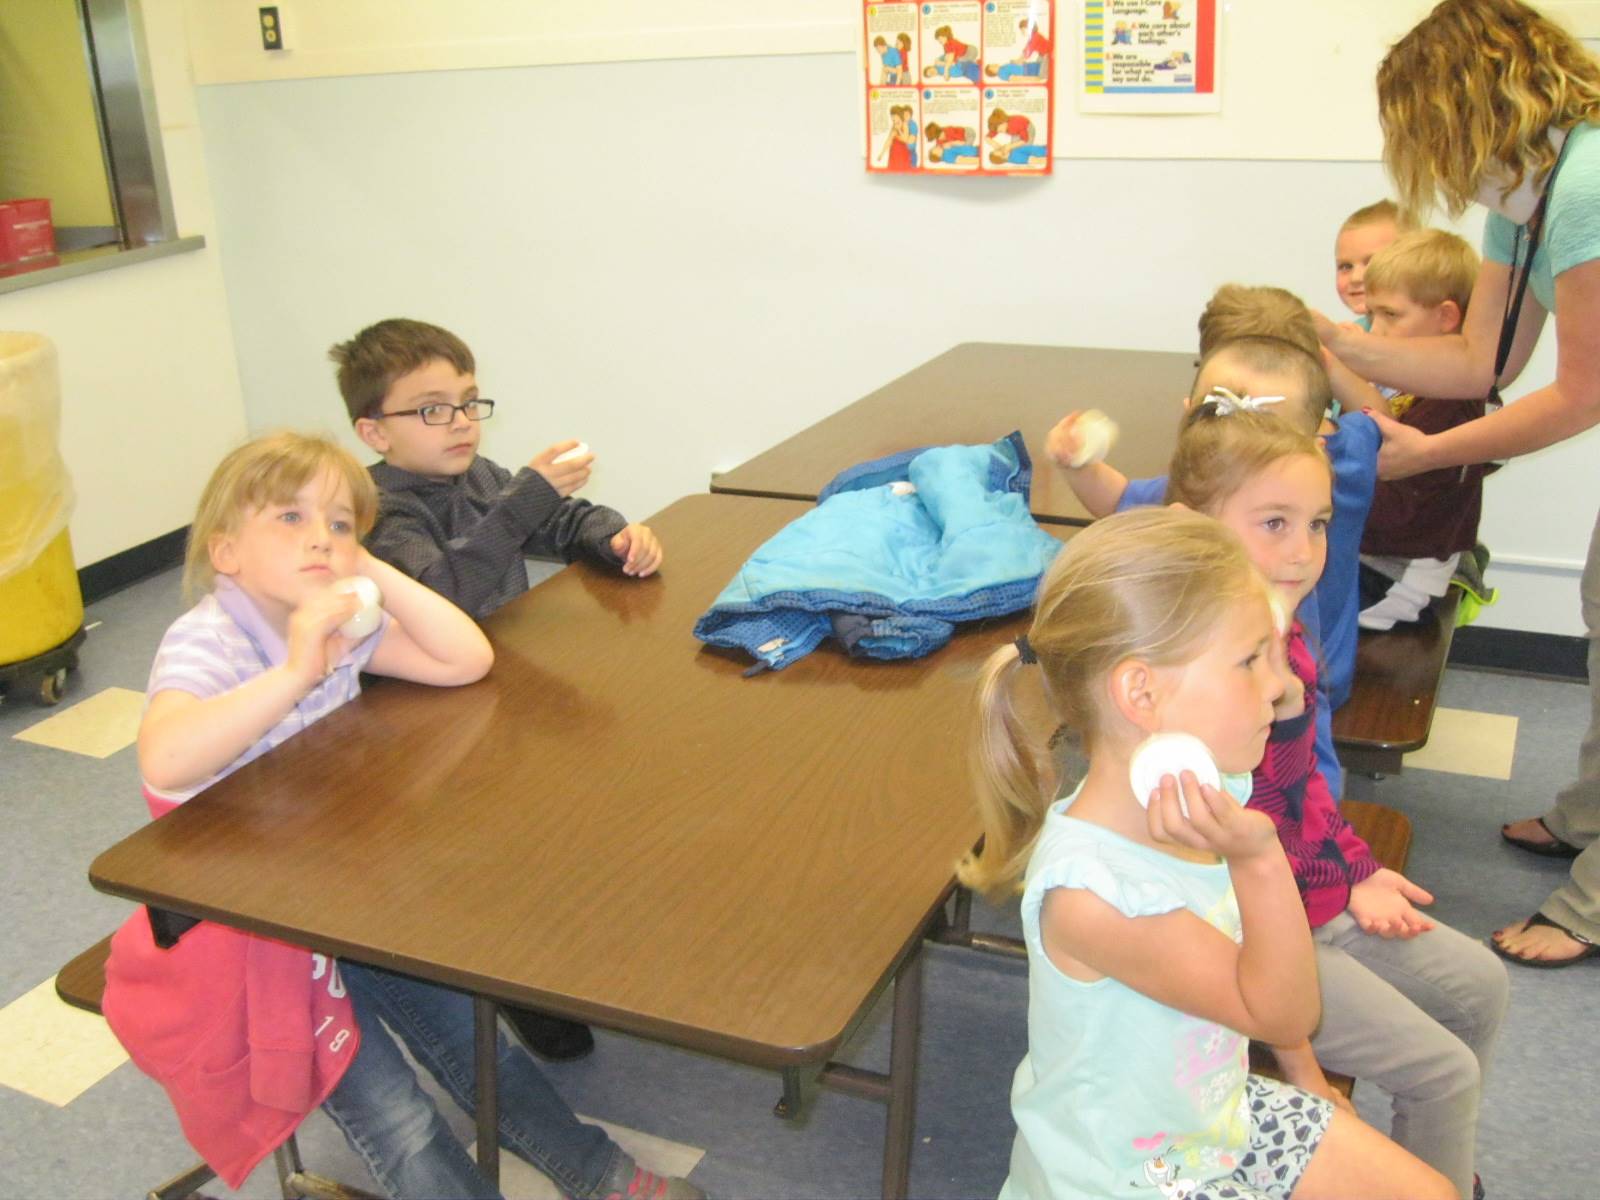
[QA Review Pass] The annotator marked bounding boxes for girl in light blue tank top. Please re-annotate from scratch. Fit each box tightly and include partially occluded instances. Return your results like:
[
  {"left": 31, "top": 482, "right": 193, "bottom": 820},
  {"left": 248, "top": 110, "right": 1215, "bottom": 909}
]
[{"left": 958, "top": 508, "right": 1454, "bottom": 1200}]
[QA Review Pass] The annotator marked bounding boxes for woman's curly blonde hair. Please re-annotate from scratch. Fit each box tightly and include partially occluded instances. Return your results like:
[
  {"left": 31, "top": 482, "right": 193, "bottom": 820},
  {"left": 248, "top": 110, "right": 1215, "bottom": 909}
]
[{"left": 1379, "top": 0, "right": 1600, "bottom": 218}]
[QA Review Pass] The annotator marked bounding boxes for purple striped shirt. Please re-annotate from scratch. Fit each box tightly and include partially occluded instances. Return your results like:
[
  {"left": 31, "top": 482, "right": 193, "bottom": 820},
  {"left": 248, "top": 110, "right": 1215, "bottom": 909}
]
[{"left": 143, "top": 577, "right": 387, "bottom": 804}]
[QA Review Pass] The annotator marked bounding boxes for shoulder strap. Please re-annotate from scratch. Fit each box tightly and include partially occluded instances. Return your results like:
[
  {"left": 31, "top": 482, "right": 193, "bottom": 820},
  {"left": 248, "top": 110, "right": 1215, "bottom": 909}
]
[{"left": 1493, "top": 134, "right": 1574, "bottom": 395}]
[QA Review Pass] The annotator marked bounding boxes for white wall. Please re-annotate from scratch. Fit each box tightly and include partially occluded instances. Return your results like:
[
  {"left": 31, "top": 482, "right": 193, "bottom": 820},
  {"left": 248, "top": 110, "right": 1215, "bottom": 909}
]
[
  {"left": 0, "top": 0, "right": 247, "bottom": 568},
  {"left": 191, "top": 47, "right": 1595, "bottom": 635}
]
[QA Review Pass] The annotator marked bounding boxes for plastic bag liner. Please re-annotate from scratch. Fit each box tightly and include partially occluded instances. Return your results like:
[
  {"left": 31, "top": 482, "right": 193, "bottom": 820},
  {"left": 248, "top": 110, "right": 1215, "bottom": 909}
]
[{"left": 0, "top": 332, "right": 74, "bottom": 583}]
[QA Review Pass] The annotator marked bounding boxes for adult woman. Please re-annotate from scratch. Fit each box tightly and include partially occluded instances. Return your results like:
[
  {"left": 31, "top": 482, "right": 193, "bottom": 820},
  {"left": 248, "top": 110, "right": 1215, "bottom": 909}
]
[{"left": 1318, "top": 0, "right": 1600, "bottom": 968}]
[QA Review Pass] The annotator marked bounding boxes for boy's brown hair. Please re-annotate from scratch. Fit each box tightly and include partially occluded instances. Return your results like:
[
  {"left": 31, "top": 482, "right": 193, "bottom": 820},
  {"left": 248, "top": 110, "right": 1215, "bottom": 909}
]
[
  {"left": 1189, "top": 336, "right": 1333, "bottom": 435},
  {"left": 330, "top": 318, "right": 476, "bottom": 422},
  {"left": 1198, "top": 284, "right": 1320, "bottom": 359},
  {"left": 1363, "top": 228, "right": 1479, "bottom": 315}
]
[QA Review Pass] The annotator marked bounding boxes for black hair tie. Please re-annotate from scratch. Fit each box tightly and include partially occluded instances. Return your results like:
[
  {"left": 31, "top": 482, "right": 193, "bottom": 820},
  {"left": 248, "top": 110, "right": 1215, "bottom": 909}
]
[{"left": 1014, "top": 635, "right": 1038, "bottom": 665}]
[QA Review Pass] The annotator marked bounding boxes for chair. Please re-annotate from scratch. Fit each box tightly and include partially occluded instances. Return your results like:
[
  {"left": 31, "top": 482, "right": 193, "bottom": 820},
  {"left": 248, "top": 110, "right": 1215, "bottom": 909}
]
[{"left": 55, "top": 936, "right": 375, "bottom": 1200}]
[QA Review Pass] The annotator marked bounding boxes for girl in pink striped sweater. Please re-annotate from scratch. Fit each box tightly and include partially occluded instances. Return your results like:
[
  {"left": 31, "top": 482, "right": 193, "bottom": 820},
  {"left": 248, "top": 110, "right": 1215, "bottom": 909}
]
[{"left": 1165, "top": 399, "right": 1506, "bottom": 1200}]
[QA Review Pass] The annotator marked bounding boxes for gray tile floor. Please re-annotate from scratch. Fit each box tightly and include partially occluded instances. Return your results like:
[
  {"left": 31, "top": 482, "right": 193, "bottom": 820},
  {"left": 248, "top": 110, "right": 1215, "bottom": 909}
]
[{"left": 2, "top": 567, "right": 1596, "bottom": 1199}]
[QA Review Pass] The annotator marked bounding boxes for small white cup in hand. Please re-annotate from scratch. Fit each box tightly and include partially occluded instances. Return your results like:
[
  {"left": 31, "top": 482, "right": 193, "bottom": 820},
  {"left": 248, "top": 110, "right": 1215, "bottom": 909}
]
[
  {"left": 1066, "top": 410, "right": 1118, "bottom": 468},
  {"left": 1129, "top": 732, "right": 1220, "bottom": 817},
  {"left": 552, "top": 441, "right": 590, "bottom": 465},
  {"left": 332, "top": 576, "right": 382, "bottom": 639}
]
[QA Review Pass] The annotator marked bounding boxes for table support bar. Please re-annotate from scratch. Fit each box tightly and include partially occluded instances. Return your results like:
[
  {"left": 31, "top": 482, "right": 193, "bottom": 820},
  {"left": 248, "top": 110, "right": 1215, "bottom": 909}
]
[
  {"left": 474, "top": 996, "right": 500, "bottom": 1187},
  {"left": 881, "top": 944, "right": 923, "bottom": 1200}
]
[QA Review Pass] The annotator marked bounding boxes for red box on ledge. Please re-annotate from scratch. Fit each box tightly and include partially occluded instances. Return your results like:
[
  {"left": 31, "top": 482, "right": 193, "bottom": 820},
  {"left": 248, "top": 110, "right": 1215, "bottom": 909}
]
[{"left": 0, "top": 199, "right": 56, "bottom": 265}]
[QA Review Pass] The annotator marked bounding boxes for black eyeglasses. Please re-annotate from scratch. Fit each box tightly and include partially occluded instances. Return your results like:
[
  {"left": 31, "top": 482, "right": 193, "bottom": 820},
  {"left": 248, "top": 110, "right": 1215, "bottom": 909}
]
[{"left": 375, "top": 399, "right": 496, "bottom": 426}]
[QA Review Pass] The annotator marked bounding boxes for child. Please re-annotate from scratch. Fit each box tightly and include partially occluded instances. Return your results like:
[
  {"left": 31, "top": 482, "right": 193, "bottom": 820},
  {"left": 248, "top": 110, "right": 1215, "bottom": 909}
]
[
  {"left": 335, "top": 318, "right": 662, "bottom": 624},
  {"left": 103, "top": 433, "right": 702, "bottom": 1200},
  {"left": 1045, "top": 336, "right": 1377, "bottom": 796},
  {"left": 1334, "top": 200, "right": 1407, "bottom": 319},
  {"left": 1165, "top": 409, "right": 1508, "bottom": 1200},
  {"left": 1198, "top": 282, "right": 1393, "bottom": 416},
  {"left": 1356, "top": 230, "right": 1489, "bottom": 630},
  {"left": 960, "top": 506, "right": 1451, "bottom": 1200},
  {"left": 336, "top": 317, "right": 662, "bottom": 1062}
]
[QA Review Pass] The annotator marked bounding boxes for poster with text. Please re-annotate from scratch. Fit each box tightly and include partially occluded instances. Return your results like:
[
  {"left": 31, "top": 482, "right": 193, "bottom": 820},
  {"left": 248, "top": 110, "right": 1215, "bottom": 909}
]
[
  {"left": 864, "top": 0, "right": 1053, "bottom": 174},
  {"left": 1079, "top": 0, "right": 1218, "bottom": 114},
  {"left": 921, "top": 88, "right": 983, "bottom": 170},
  {"left": 981, "top": 87, "right": 1051, "bottom": 170},
  {"left": 866, "top": 3, "right": 920, "bottom": 86}
]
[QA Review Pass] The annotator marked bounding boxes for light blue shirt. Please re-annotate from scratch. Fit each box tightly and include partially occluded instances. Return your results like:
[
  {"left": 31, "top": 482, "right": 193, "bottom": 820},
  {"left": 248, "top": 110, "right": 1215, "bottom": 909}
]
[
  {"left": 1483, "top": 120, "right": 1600, "bottom": 313},
  {"left": 999, "top": 778, "right": 1255, "bottom": 1200}
]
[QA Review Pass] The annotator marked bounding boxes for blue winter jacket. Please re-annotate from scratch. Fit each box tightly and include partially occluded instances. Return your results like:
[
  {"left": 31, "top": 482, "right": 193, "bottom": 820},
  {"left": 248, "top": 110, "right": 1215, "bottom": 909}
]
[{"left": 694, "top": 433, "right": 1063, "bottom": 671}]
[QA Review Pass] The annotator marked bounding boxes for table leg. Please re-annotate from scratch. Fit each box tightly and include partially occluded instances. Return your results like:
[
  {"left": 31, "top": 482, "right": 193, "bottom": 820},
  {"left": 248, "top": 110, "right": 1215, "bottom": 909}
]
[
  {"left": 474, "top": 995, "right": 499, "bottom": 1187},
  {"left": 881, "top": 942, "right": 923, "bottom": 1200}
]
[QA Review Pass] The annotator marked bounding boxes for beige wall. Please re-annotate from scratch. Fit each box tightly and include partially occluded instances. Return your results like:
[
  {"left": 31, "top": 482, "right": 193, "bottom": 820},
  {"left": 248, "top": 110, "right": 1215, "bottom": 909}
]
[
  {"left": 0, "top": 0, "right": 115, "bottom": 225},
  {"left": 0, "top": 0, "right": 247, "bottom": 567}
]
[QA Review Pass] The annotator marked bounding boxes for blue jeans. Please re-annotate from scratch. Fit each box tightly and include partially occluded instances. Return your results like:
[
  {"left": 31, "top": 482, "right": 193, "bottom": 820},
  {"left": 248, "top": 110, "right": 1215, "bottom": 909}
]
[{"left": 324, "top": 961, "right": 617, "bottom": 1200}]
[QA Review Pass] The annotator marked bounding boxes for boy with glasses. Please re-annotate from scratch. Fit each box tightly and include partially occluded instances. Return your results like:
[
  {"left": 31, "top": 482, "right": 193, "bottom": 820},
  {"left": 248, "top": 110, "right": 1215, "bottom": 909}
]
[
  {"left": 333, "top": 318, "right": 663, "bottom": 1062},
  {"left": 336, "top": 318, "right": 662, "bottom": 627}
]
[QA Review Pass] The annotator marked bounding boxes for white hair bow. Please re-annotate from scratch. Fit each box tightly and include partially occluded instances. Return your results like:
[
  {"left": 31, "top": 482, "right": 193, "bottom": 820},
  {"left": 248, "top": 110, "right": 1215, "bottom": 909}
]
[{"left": 1200, "top": 386, "right": 1285, "bottom": 415}]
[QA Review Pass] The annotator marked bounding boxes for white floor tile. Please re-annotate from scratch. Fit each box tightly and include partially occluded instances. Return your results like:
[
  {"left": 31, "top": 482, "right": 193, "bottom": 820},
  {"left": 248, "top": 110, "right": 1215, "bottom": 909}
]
[
  {"left": 1403, "top": 706, "right": 1518, "bottom": 780},
  {"left": 12, "top": 687, "right": 144, "bottom": 759},
  {"left": 0, "top": 976, "right": 128, "bottom": 1107}
]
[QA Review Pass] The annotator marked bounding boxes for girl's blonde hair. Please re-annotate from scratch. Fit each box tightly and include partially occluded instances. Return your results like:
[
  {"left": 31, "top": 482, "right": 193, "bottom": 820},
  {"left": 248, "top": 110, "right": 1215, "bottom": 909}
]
[
  {"left": 1379, "top": 0, "right": 1600, "bottom": 218},
  {"left": 184, "top": 432, "right": 378, "bottom": 598},
  {"left": 1164, "top": 404, "right": 1328, "bottom": 515},
  {"left": 957, "top": 508, "right": 1267, "bottom": 900}
]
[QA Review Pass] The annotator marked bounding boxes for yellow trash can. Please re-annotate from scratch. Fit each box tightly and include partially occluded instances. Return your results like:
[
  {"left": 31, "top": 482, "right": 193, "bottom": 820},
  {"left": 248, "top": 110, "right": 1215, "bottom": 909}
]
[{"left": 0, "top": 332, "right": 83, "bottom": 703}]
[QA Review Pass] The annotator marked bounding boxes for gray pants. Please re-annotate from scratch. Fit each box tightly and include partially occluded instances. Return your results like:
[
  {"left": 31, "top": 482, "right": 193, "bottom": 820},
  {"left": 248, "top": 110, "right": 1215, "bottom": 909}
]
[
  {"left": 1310, "top": 911, "right": 1509, "bottom": 1200},
  {"left": 1540, "top": 506, "right": 1600, "bottom": 941}
]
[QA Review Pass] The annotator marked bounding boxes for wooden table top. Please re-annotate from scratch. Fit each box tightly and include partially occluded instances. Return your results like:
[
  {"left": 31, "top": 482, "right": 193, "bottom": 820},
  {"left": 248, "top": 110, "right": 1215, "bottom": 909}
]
[
  {"left": 711, "top": 342, "right": 1197, "bottom": 524},
  {"left": 91, "top": 494, "right": 1070, "bottom": 1069}
]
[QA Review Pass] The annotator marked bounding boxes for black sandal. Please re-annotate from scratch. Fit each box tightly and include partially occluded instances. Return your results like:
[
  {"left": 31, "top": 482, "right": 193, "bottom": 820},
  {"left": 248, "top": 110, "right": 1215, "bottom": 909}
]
[
  {"left": 1500, "top": 816, "right": 1582, "bottom": 859},
  {"left": 1491, "top": 912, "right": 1600, "bottom": 969}
]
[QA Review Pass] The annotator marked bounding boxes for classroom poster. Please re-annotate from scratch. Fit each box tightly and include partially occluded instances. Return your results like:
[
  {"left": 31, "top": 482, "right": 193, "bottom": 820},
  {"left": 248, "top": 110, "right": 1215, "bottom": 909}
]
[
  {"left": 864, "top": 0, "right": 1054, "bottom": 175},
  {"left": 1078, "top": 0, "right": 1219, "bottom": 114}
]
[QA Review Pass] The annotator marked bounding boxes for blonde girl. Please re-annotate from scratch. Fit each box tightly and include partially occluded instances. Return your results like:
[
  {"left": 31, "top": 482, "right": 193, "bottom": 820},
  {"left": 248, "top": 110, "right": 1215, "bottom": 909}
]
[
  {"left": 104, "top": 433, "right": 700, "bottom": 1200},
  {"left": 963, "top": 506, "right": 1449, "bottom": 1200},
  {"left": 1167, "top": 406, "right": 1507, "bottom": 1200}
]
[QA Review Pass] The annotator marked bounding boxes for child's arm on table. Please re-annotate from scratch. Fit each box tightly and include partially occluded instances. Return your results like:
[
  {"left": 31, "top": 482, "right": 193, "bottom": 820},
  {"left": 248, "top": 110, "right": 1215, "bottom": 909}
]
[
  {"left": 1044, "top": 412, "right": 1129, "bottom": 518},
  {"left": 360, "top": 549, "right": 494, "bottom": 686},
  {"left": 1040, "top": 774, "right": 1319, "bottom": 1045},
  {"left": 609, "top": 524, "right": 664, "bottom": 577},
  {"left": 139, "top": 588, "right": 364, "bottom": 793}
]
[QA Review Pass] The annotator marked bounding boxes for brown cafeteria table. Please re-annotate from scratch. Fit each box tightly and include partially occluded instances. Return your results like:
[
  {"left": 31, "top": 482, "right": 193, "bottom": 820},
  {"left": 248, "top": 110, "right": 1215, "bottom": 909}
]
[
  {"left": 90, "top": 492, "right": 1071, "bottom": 1199},
  {"left": 711, "top": 342, "right": 1198, "bottom": 524}
]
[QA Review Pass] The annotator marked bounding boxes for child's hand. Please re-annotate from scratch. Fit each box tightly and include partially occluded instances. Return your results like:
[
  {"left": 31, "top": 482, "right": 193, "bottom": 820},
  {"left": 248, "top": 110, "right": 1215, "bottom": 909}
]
[
  {"left": 530, "top": 442, "right": 593, "bottom": 497},
  {"left": 1044, "top": 412, "right": 1090, "bottom": 469},
  {"left": 285, "top": 588, "right": 360, "bottom": 687},
  {"left": 1348, "top": 868, "right": 1436, "bottom": 939},
  {"left": 610, "top": 523, "right": 664, "bottom": 577},
  {"left": 1148, "top": 770, "right": 1278, "bottom": 863}
]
